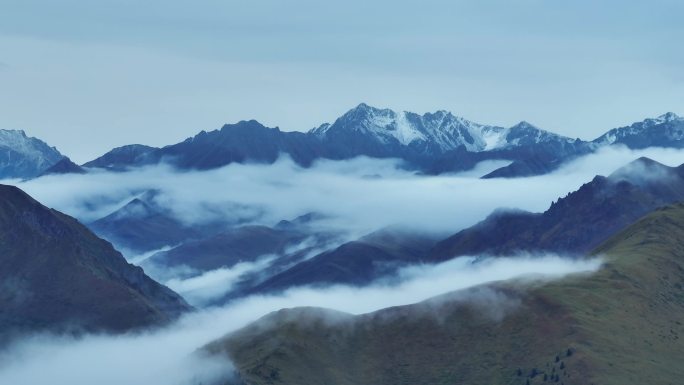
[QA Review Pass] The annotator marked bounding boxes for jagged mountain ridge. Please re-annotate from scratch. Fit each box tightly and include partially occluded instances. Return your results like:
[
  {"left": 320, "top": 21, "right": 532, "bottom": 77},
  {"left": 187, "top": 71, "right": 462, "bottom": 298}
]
[
  {"left": 593, "top": 112, "right": 684, "bottom": 148},
  {"left": 81, "top": 105, "right": 682, "bottom": 177},
  {"left": 0, "top": 129, "right": 64, "bottom": 179},
  {"left": 80, "top": 103, "right": 597, "bottom": 176},
  {"left": 5, "top": 106, "right": 682, "bottom": 178},
  {"left": 312, "top": 104, "right": 581, "bottom": 155}
]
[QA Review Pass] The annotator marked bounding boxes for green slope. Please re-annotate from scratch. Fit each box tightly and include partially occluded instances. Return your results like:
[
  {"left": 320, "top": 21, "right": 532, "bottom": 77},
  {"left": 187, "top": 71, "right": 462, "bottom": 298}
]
[{"left": 205, "top": 203, "right": 684, "bottom": 385}]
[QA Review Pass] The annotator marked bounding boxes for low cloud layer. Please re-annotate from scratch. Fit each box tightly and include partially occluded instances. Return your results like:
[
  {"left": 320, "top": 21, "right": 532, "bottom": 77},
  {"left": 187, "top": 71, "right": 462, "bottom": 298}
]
[
  {"left": 8, "top": 145, "right": 684, "bottom": 246},
  {"left": 0, "top": 254, "right": 602, "bottom": 385}
]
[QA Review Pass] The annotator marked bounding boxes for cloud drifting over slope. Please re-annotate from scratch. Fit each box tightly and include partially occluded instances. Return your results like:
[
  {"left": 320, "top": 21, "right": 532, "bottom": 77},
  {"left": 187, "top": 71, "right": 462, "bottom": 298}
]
[{"left": 0, "top": 254, "right": 601, "bottom": 385}]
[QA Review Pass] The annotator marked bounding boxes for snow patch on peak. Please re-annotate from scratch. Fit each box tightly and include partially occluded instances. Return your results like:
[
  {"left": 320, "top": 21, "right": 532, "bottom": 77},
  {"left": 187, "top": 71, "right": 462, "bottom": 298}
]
[
  {"left": 318, "top": 104, "right": 581, "bottom": 154},
  {"left": 310, "top": 123, "right": 331, "bottom": 137},
  {"left": 481, "top": 126, "right": 510, "bottom": 150},
  {"left": 592, "top": 111, "right": 684, "bottom": 146},
  {"left": 390, "top": 111, "right": 427, "bottom": 145}
]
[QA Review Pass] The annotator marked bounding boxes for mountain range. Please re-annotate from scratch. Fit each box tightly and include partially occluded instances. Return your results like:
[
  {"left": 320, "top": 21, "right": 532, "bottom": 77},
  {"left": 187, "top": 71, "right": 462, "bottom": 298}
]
[
  {"left": 80, "top": 105, "right": 683, "bottom": 177},
  {"left": 2, "top": 106, "right": 683, "bottom": 179}
]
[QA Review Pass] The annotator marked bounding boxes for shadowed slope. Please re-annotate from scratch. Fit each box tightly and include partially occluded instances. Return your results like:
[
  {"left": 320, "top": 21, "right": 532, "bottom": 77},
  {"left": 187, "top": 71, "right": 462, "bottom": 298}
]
[
  {"left": 0, "top": 185, "right": 191, "bottom": 341},
  {"left": 430, "top": 157, "right": 684, "bottom": 260}
]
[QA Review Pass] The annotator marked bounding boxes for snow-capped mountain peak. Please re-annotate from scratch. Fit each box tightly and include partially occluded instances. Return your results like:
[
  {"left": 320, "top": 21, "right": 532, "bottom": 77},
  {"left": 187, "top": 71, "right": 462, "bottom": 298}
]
[
  {"left": 312, "top": 104, "right": 578, "bottom": 154},
  {"left": 0, "top": 129, "right": 63, "bottom": 178},
  {"left": 593, "top": 112, "right": 684, "bottom": 148}
]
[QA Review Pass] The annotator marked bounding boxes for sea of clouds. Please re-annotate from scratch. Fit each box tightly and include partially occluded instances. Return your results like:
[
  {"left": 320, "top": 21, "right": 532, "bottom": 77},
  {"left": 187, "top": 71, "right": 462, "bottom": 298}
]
[{"left": 1, "top": 145, "right": 683, "bottom": 384}]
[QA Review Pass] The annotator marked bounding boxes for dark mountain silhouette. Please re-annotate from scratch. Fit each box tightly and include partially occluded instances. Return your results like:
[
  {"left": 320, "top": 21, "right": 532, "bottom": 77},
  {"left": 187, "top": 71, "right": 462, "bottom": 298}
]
[
  {"left": 244, "top": 228, "right": 439, "bottom": 294},
  {"left": 82, "top": 144, "right": 158, "bottom": 171},
  {"left": 139, "top": 120, "right": 324, "bottom": 170},
  {"left": 0, "top": 185, "right": 190, "bottom": 341},
  {"left": 144, "top": 225, "right": 312, "bottom": 273},
  {"left": 38, "top": 156, "right": 86, "bottom": 176},
  {"left": 430, "top": 157, "right": 684, "bottom": 260}
]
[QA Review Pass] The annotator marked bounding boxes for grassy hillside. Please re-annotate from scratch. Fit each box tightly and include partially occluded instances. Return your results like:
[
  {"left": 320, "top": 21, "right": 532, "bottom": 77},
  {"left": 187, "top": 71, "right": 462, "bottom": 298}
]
[{"left": 205, "top": 203, "right": 684, "bottom": 385}]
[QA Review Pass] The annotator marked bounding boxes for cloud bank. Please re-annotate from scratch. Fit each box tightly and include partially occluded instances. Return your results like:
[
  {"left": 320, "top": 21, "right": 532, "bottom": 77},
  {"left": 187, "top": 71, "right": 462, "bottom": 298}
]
[{"left": 8, "top": 145, "right": 684, "bottom": 249}]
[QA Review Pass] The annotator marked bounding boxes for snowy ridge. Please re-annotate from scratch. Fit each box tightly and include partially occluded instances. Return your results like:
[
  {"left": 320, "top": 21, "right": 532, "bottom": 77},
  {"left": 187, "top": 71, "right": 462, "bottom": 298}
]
[
  {"left": 0, "top": 129, "right": 63, "bottom": 178},
  {"left": 593, "top": 112, "right": 684, "bottom": 146},
  {"left": 311, "top": 103, "right": 576, "bottom": 154}
]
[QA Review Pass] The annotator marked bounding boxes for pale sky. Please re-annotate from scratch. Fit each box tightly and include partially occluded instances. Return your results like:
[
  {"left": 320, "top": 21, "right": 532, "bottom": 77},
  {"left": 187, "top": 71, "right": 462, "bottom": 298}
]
[{"left": 1, "top": 0, "right": 682, "bottom": 163}]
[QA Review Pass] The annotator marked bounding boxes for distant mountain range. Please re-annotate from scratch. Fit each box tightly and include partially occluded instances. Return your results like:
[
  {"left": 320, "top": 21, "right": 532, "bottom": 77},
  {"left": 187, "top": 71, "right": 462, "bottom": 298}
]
[
  {"left": 2, "top": 106, "right": 682, "bottom": 179},
  {"left": 81, "top": 105, "right": 683, "bottom": 177},
  {"left": 204, "top": 200, "right": 684, "bottom": 385},
  {"left": 0, "top": 185, "right": 190, "bottom": 341}
]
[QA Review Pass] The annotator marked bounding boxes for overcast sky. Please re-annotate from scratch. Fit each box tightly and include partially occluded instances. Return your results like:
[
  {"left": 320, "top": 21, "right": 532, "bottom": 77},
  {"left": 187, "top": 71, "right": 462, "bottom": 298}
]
[{"left": 1, "top": 0, "right": 682, "bottom": 162}]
